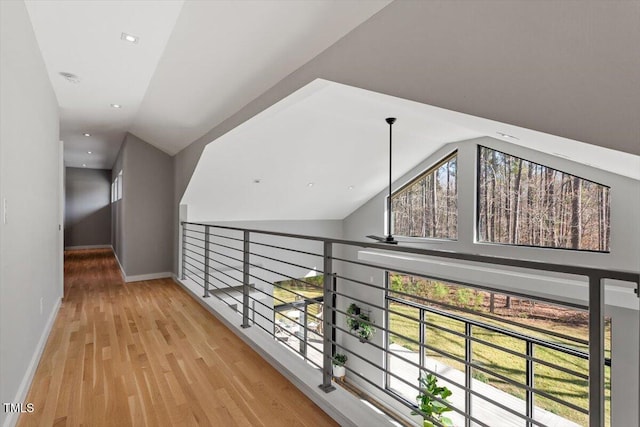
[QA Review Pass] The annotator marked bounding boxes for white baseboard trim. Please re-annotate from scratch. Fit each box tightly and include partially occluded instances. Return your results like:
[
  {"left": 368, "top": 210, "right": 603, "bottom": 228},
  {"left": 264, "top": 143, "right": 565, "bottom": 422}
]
[
  {"left": 112, "top": 249, "right": 172, "bottom": 283},
  {"left": 3, "top": 298, "right": 62, "bottom": 427},
  {"left": 125, "top": 272, "right": 173, "bottom": 283},
  {"left": 64, "top": 244, "right": 112, "bottom": 250},
  {"left": 113, "top": 250, "right": 126, "bottom": 282}
]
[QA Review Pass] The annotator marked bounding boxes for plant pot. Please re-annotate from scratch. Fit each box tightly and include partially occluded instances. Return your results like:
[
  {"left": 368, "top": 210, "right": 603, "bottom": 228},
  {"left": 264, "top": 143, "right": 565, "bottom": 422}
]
[{"left": 332, "top": 364, "right": 346, "bottom": 378}]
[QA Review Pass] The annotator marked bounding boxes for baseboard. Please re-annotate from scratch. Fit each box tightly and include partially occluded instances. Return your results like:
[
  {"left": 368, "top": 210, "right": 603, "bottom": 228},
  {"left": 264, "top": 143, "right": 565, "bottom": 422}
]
[
  {"left": 113, "top": 250, "right": 126, "bottom": 282},
  {"left": 125, "top": 272, "right": 173, "bottom": 283},
  {"left": 112, "top": 250, "right": 172, "bottom": 283},
  {"left": 64, "top": 244, "right": 112, "bottom": 250},
  {"left": 3, "top": 298, "right": 61, "bottom": 427}
]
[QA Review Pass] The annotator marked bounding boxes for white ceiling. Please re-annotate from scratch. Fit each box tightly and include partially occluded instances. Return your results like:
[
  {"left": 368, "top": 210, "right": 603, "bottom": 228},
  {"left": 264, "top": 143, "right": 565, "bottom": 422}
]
[
  {"left": 182, "top": 79, "right": 640, "bottom": 222},
  {"left": 24, "top": 0, "right": 391, "bottom": 169}
]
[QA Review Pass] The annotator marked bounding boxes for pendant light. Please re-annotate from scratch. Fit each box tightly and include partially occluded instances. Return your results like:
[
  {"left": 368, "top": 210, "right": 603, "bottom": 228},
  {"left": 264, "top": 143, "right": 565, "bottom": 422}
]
[{"left": 367, "top": 117, "right": 398, "bottom": 244}]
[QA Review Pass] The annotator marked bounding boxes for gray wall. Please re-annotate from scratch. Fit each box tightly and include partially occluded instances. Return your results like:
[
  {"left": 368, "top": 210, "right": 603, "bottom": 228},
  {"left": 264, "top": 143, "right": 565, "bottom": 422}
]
[
  {"left": 0, "top": 1, "right": 63, "bottom": 426},
  {"left": 64, "top": 167, "right": 111, "bottom": 248},
  {"left": 172, "top": 0, "right": 640, "bottom": 274},
  {"left": 112, "top": 133, "right": 174, "bottom": 278}
]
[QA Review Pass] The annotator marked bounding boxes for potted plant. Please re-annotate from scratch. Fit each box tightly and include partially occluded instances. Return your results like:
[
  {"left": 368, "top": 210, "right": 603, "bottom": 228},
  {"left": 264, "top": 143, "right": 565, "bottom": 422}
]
[
  {"left": 332, "top": 353, "right": 348, "bottom": 379},
  {"left": 346, "top": 303, "right": 360, "bottom": 330},
  {"left": 356, "top": 322, "right": 375, "bottom": 342},
  {"left": 413, "top": 373, "right": 453, "bottom": 427},
  {"left": 346, "top": 302, "right": 376, "bottom": 342}
]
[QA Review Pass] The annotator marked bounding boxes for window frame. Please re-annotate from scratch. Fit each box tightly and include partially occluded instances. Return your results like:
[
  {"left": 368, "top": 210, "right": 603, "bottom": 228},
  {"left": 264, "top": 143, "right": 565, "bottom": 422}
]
[
  {"left": 389, "top": 150, "right": 459, "bottom": 242},
  {"left": 475, "top": 145, "right": 611, "bottom": 253}
]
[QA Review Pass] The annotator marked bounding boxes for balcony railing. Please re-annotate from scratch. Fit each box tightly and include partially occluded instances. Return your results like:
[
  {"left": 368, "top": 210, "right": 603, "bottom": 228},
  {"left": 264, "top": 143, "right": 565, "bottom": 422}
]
[{"left": 180, "top": 221, "right": 639, "bottom": 427}]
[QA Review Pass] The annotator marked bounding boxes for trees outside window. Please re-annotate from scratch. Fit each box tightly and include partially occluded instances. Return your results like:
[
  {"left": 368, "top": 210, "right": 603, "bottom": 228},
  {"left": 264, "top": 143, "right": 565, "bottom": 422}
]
[
  {"left": 391, "top": 153, "right": 457, "bottom": 239},
  {"left": 477, "top": 146, "right": 610, "bottom": 252}
]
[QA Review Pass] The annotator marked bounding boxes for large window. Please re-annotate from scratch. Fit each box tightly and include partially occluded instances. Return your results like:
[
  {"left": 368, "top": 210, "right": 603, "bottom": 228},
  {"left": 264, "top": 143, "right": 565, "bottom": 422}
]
[
  {"left": 477, "top": 147, "right": 610, "bottom": 252},
  {"left": 391, "top": 152, "right": 457, "bottom": 239},
  {"left": 385, "top": 272, "right": 611, "bottom": 426}
]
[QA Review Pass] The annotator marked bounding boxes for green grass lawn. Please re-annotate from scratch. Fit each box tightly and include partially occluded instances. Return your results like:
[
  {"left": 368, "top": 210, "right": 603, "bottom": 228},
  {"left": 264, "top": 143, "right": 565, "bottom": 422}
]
[{"left": 388, "top": 302, "right": 611, "bottom": 426}]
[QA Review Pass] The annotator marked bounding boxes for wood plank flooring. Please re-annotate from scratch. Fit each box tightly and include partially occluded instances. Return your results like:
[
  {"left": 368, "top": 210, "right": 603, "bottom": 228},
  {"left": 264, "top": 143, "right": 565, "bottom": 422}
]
[{"left": 18, "top": 249, "right": 337, "bottom": 427}]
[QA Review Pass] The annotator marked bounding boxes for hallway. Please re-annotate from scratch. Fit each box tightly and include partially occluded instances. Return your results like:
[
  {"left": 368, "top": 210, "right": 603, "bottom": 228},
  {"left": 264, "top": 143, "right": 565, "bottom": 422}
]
[{"left": 18, "top": 249, "right": 337, "bottom": 427}]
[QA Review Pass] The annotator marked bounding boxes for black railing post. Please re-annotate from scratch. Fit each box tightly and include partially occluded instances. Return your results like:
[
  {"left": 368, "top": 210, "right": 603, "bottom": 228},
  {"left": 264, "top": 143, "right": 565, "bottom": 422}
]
[
  {"left": 465, "top": 322, "right": 472, "bottom": 427},
  {"left": 241, "top": 231, "right": 251, "bottom": 328},
  {"left": 319, "top": 241, "right": 335, "bottom": 392},
  {"left": 203, "top": 225, "right": 210, "bottom": 298},
  {"left": 588, "top": 276, "right": 604, "bottom": 427},
  {"left": 526, "top": 341, "right": 534, "bottom": 426},
  {"left": 181, "top": 222, "right": 186, "bottom": 280}
]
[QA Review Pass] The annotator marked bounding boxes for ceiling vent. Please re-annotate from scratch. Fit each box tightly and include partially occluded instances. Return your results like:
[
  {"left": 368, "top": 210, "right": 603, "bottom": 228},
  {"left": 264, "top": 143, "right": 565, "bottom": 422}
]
[{"left": 59, "top": 72, "right": 81, "bottom": 84}]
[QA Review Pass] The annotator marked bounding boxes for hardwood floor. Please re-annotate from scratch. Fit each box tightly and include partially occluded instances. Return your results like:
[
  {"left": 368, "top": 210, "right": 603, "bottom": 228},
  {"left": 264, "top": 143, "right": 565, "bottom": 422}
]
[{"left": 18, "top": 249, "right": 337, "bottom": 427}]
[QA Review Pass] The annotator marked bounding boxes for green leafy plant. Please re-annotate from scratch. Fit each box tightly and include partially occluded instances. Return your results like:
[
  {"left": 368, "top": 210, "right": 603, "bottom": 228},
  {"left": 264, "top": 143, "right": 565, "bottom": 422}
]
[
  {"left": 356, "top": 322, "right": 375, "bottom": 342},
  {"left": 346, "top": 302, "right": 375, "bottom": 342},
  {"left": 413, "top": 373, "right": 454, "bottom": 427},
  {"left": 332, "top": 353, "right": 348, "bottom": 366},
  {"left": 346, "top": 303, "right": 361, "bottom": 330}
]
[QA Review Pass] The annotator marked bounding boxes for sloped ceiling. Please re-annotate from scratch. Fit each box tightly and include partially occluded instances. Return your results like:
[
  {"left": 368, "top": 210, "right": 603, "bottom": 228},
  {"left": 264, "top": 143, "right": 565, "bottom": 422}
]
[
  {"left": 182, "top": 79, "right": 640, "bottom": 222},
  {"left": 24, "top": 0, "right": 391, "bottom": 169}
]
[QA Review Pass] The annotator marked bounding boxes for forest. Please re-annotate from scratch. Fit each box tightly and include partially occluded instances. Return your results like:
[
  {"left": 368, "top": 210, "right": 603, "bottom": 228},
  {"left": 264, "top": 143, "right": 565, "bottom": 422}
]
[
  {"left": 391, "top": 147, "right": 610, "bottom": 252},
  {"left": 391, "top": 153, "right": 458, "bottom": 239},
  {"left": 478, "top": 147, "right": 610, "bottom": 251}
]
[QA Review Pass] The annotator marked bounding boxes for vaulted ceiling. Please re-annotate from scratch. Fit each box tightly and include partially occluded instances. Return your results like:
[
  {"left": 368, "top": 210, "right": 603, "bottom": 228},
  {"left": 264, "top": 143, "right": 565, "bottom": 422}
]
[{"left": 24, "top": 0, "right": 391, "bottom": 169}]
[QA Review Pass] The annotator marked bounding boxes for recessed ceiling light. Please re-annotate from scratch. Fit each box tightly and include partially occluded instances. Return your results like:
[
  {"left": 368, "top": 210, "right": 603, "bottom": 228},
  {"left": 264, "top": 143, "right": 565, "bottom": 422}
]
[
  {"left": 87, "top": 151, "right": 92, "bottom": 154},
  {"left": 348, "top": 185, "right": 354, "bottom": 190},
  {"left": 83, "top": 133, "right": 91, "bottom": 137},
  {"left": 497, "top": 132, "right": 519, "bottom": 140},
  {"left": 253, "top": 179, "right": 261, "bottom": 184},
  {"left": 307, "top": 182, "right": 314, "bottom": 187},
  {"left": 59, "top": 72, "right": 81, "bottom": 84},
  {"left": 110, "top": 104, "right": 122, "bottom": 109},
  {"left": 82, "top": 164, "right": 87, "bottom": 167},
  {"left": 121, "top": 32, "right": 139, "bottom": 44}
]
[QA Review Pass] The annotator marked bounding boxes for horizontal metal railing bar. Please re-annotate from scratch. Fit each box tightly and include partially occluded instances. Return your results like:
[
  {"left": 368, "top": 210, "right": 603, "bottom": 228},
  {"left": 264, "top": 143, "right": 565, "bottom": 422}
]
[
  {"left": 207, "top": 275, "right": 244, "bottom": 306},
  {"left": 388, "top": 296, "right": 596, "bottom": 361},
  {"left": 246, "top": 284, "right": 323, "bottom": 330},
  {"left": 332, "top": 254, "right": 589, "bottom": 311},
  {"left": 183, "top": 255, "right": 205, "bottom": 272},
  {"left": 332, "top": 272, "right": 388, "bottom": 292},
  {"left": 332, "top": 311, "right": 587, "bottom": 416},
  {"left": 331, "top": 290, "right": 388, "bottom": 314},
  {"left": 207, "top": 255, "right": 244, "bottom": 275},
  {"left": 183, "top": 227, "right": 206, "bottom": 235},
  {"left": 206, "top": 247, "right": 244, "bottom": 265},
  {"left": 184, "top": 234, "right": 207, "bottom": 244},
  {"left": 254, "top": 319, "right": 323, "bottom": 370},
  {"left": 385, "top": 304, "right": 590, "bottom": 379},
  {"left": 247, "top": 239, "right": 323, "bottom": 258},
  {"left": 248, "top": 250, "right": 324, "bottom": 281},
  {"left": 183, "top": 222, "right": 640, "bottom": 282},
  {"left": 184, "top": 241, "right": 208, "bottom": 254},
  {"left": 208, "top": 239, "right": 244, "bottom": 253},
  {"left": 247, "top": 261, "right": 325, "bottom": 290},
  {"left": 183, "top": 267, "right": 205, "bottom": 286},
  {"left": 247, "top": 270, "right": 325, "bottom": 309},
  {"left": 332, "top": 270, "right": 589, "bottom": 347},
  {"left": 238, "top": 295, "right": 325, "bottom": 367},
  {"left": 333, "top": 342, "right": 495, "bottom": 427},
  {"left": 388, "top": 288, "right": 588, "bottom": 346},
  {"left": 209, "top": 232, "right": 245, "bottom": 243},
  {"left": 274, "top": 297, "right": 324, "bottom": 311}
]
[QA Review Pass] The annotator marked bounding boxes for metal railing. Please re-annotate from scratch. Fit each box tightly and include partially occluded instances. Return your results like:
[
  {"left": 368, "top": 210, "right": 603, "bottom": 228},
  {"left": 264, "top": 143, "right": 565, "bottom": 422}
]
[{"left": 180, "top": 221, "right": 639, "bottom": 427}]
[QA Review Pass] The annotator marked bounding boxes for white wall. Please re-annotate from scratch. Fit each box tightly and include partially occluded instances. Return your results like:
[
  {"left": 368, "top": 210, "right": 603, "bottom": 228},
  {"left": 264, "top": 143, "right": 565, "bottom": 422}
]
[{"left": 0, "top": 2, "right": 62, "bottom": 426}]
